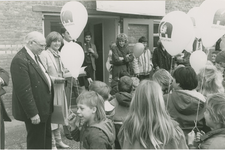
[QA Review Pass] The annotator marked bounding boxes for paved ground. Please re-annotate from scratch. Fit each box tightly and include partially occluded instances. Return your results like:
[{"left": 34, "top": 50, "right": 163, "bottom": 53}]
[{"left": 5, "top": 118, "right": 80, "bottom": 149}]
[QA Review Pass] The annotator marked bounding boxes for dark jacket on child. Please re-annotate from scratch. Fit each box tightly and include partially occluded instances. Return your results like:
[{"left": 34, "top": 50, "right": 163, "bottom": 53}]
[
  {"left": 110, "top": 92, "right": 132, "bottom": 149},
  {"left": 163, "top": 90, "right": 209, "bottom": 138},
  {"left": 71, "top": 118, "right": 115, "bottom": 149},
  {"left": 198, "top": 128, "right": 225, "bottom": 149},
  {"left": 111, "top": 92, "right": 132, "bottom": 123}
]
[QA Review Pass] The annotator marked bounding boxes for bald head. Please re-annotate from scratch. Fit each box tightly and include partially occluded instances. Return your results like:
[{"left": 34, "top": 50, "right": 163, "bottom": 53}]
[
  {"left": 25, "top": 31, "right": 45, "bottom": 44},
  {"left": 25, "top": 31, "right": 46, "bottom": 55}
]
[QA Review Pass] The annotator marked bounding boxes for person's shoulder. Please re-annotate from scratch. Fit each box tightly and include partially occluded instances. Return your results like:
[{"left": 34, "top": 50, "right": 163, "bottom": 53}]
[
  {"left": 86, "top": 126, "right": 108, "bottom": 142},
  {"left": 202, "top": 134, "right": 225, "bottom": 149},
  {"left": 39, "top": 50, "right": 49, "bottom": 56},
  {"left": 12, "top": 48, "right": 27, "bottom": 61}
]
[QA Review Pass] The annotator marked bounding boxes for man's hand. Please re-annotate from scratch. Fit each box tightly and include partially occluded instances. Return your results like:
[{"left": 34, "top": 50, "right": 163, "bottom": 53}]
[
  {"left": 88, "top": 48, "right": 94, "bottom": 54},
  {"left": 31, "top": 114, "right": 40, "bottom": 124},
  {"left": 87, "top": 78, "right": 93, "bottom": 84}
]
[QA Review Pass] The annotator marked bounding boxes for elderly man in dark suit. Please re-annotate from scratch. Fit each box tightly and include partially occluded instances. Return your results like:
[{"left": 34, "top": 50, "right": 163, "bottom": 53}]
[
  {"left": 0, "top": 67, "right": 11, "bottom": 149},
  {"left": 10, "top": 31, "right": 53, "bottom": 149}
]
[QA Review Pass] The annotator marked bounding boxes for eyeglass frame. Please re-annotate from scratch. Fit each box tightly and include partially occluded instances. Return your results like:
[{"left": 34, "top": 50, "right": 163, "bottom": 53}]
[{"left": 32, "top": 41, "right": 46, "bottom": 48}]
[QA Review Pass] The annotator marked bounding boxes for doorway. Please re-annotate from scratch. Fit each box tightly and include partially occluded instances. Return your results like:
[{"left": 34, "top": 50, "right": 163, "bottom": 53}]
[{"left": 94, "top": 23, "right": 103, "bottom": 81}]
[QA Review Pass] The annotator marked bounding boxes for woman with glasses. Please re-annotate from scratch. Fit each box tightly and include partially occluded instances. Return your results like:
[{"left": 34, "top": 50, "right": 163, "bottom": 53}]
[{"left": 39, "top": 31, "right": 69, "bottom": 149}]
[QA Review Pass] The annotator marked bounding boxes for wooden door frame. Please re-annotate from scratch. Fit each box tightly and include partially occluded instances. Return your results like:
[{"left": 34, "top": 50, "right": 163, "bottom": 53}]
[{"left": 123, "top": 18, "right": 154, "bottom": 50}]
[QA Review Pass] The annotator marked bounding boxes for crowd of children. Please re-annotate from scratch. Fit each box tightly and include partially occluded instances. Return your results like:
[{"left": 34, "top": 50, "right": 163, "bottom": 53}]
[{"left": 66, "top": 32, "right": 225, "bottom": 149}]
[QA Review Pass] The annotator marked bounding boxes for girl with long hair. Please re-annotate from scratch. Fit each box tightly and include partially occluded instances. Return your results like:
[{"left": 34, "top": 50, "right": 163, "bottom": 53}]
[{"left": 118, "top": 80, "right": 188, "bottom": 149}]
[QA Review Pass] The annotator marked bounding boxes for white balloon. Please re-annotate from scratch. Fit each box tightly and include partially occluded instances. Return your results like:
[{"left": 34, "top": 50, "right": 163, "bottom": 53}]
[
  {"left": 187, "top": 7, "right": 202, "bottom": 39},
  {"left": 190, "top": 50, "right": 207, "bottom": 74},
  {"left": 60, "top": 42, "right": 84, "bottom": 78},
  {"left": 185, "top": 34, "right": 195, "bottom": 52},
  {"left": 60, "top": 1, "right": 88, "bottom": 40},
  {"left": 198, "top": 0, "right": 225, "bottom": 48},
  {"left": 159, "top": 11, "right": 195, "bottom": 56}
]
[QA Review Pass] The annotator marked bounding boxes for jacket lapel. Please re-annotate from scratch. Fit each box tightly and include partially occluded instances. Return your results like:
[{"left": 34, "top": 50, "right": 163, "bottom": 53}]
[
  {"left": 22, "top": 49, "right": 50, "bottom": 88},
  {"left": 47, "top": 50, "right": 59, "bottom": 71}
]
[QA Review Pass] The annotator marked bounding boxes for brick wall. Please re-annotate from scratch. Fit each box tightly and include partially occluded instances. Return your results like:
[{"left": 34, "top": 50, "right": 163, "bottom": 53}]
[
  {"left": 0, "top": 1, "right": 96, "bottom": 117},
  {"left": 165, "top": 0, "right": 204, "bottom": 13}
]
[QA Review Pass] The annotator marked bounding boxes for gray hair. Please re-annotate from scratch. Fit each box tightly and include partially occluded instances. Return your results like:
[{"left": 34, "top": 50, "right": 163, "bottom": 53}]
[{"left": 24, "top": 31, "right": 45, "bottom": 44}]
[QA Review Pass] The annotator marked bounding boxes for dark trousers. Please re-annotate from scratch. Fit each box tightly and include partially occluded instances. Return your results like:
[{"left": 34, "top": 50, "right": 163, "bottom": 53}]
[
  {"left": 24, "top": 116, "right": 52, "bottom": 149},
  {"left": 65, "top": 77, "right": 79, "bottom": 107},
  {"left": 114, "top": 124, "right": 122, "bottom": 149}
]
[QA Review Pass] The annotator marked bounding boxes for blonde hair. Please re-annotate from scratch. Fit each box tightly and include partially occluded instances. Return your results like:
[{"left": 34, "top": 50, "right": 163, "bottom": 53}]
[
  {"left": 116, "top": 33, "right": 128, "bottom": 46},
  {"left": 152, "top": 69, "right": 173, "bottom": 93},
  {"left": 76, "top": 91, "right": 106, "bottom": 122},
  {"left": 197, "top": 64, "right": 224, "bottom": 96},
  {"left": 206, "top": 93, "right": 225, "bottom": 128},
  {"left": 89, "top": 81, "right": 110, "bottom": 100},
  {"left": 119, "top": 80, "right": 180, "bottom": 149}
]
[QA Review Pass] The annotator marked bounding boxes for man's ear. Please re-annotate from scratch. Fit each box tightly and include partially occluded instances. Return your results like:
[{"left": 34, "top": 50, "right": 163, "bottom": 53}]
[{"left": 92, "top": 107, "right": 97, "bottom": 114}]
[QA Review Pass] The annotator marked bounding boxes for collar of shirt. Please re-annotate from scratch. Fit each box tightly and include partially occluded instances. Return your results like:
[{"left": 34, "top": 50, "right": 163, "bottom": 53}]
[{"left": 25, "top": 46, "right": 36, "bottom": 62}]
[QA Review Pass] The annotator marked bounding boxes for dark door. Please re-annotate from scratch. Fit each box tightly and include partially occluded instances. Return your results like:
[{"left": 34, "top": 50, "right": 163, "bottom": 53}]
[
  {"left": 44, "top": 15, "right": 62, "bottom": 37},
  {"left": 94, "top": 23, "right": 103, "bottom": 81}
]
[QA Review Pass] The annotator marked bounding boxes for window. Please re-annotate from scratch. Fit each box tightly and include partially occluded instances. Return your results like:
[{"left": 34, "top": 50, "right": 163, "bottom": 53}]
[{"left": 153, "top": 20, "right": 160, "bottom": 49}]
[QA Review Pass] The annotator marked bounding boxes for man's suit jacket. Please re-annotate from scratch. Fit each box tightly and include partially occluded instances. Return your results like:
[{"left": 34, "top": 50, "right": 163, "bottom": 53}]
[
  {"left": 10, "top": 47, "right": 53, "bottom": 122},
  {"left": 0, "top": 67, "right": 11, "bottom": 121}
]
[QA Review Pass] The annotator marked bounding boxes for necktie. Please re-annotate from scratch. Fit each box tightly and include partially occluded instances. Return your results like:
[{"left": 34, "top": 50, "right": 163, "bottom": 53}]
[{"left": 35, "top": 55, "right": 41, "bottom": 68}]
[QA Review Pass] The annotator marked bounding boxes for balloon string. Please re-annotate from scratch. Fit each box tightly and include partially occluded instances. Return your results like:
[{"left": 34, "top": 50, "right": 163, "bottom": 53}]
[
  {"left": 166, "top": 56, "right": 174, "bottom": 108},
  {"left": 69, "top": 77, "right": 73, "bottom": 114},
  {"left": 193, "top": 47, "right": 209, "bottom": 132},
  {"left": 75, "top": 78, "right": 80, "bottom": 99}
]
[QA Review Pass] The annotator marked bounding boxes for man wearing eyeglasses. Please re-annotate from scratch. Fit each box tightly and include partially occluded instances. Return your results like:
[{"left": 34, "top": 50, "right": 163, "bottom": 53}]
[{"left": 10, "top": 31, "right": 53, "bottom": 149}]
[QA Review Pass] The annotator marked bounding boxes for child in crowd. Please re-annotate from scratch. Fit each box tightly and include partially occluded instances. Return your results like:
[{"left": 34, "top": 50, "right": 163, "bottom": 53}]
[
  {"left": 152, "top": 69, "right": 173, "bottom": 95},
  {"left": 164, "top": 66, "right": 209, "bottom": 139},
  {"left": 211, "top": 51, "right": 218, "bottom": 65},
  {"left": 68, "top": 91, "right": 115, "bottom": 149},
  {"left": 188, "top": 93, "right": 225, "bottom": 149},
  {"left": 110, "top": 76, "right": 133, "bottom": 149},
  {"left": 118, "top": 80, "right": 188, "bottom": 149},
  {"left": 174, "top": 50, "right": 191, "bottom": 67},
  {"left": 89, "top": 81, "right": 115, "bottom": 119},
  {"left": 197, "top": 64, "right": 224, "bottom": 97},
  {"left": 110, "top": 70, "right": 130, "bottom": 95},
  {"left": 132, "top": 36, "right": 153, "bottom": 81}
]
